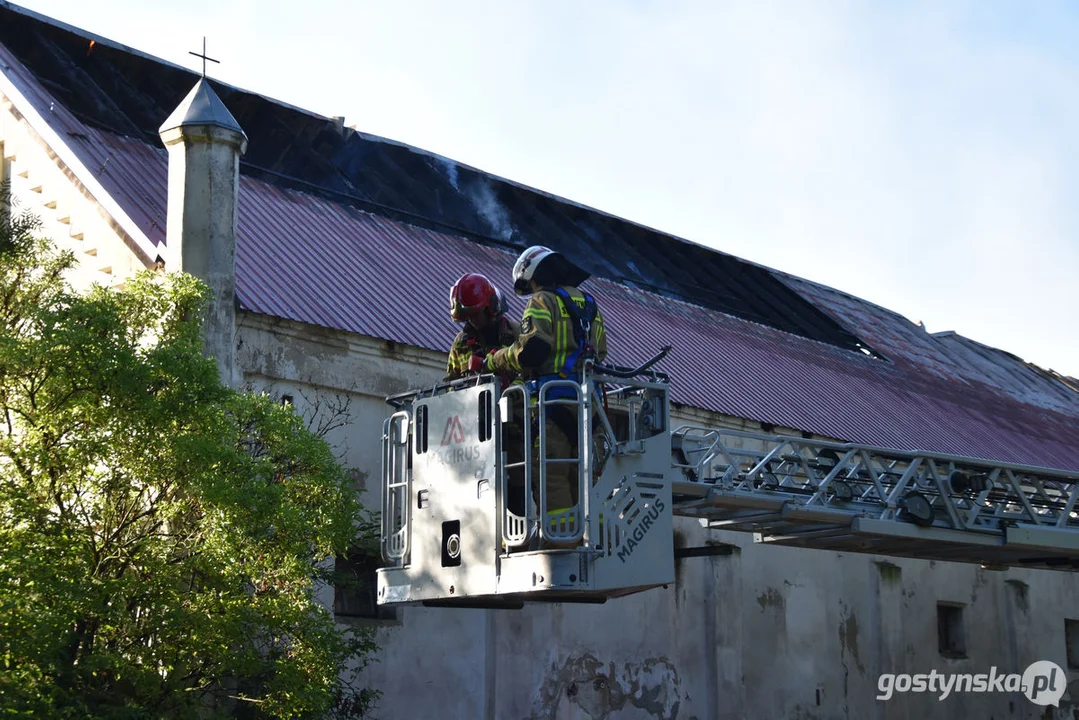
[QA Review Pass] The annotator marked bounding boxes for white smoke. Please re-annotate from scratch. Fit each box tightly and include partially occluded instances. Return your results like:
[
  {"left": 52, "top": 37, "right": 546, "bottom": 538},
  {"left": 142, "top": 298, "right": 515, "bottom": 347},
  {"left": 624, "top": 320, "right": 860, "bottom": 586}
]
[{"left": 471, "top": 178, "right": 516, "bottom": 241}]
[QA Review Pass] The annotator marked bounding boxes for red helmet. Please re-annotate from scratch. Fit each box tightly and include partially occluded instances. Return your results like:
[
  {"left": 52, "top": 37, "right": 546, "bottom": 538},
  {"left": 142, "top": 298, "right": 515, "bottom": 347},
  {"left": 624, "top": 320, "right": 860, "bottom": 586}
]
[{"left": 450, "top": 273, "right": 505, "bottom": 321}]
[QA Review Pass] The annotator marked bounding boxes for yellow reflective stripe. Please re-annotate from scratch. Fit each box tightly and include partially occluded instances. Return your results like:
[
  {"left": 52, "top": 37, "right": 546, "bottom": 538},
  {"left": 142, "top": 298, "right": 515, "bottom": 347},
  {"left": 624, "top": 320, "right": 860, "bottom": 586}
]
[
  {"left": 447, "top": 343, "right": 468, "bottom": 374},
  {"left": 502, "top": 347, "right": 521, "bottom": 372},
  {"left": 554, "top": 296, "right": 569, "bottom": 371},
  {"left": 544, "top": 509, "right": 605, "bottom": 535},
  {"left": 524, "top": 307, "right": 551, "bottom": 321},
  {"left": 575, "top": 298, "right": 587, "bottom": 358}
]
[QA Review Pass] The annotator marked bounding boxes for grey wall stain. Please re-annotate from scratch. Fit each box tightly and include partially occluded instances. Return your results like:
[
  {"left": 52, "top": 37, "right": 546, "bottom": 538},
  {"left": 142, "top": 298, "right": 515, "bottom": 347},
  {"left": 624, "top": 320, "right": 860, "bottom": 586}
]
[
  {"left": 837, "top": 602, "right": 865, "bottom": 676},
  {"left": 874, "top": 560, "right": 901, "bottom": 585},
  {"left": 1006, "top": 579, "right": 1030, "bottom": 614},
  {"left": 757, "top": 587, "right": 785, "bottom": 612},
  {"left": 971, "top": 565, "right": 991, "bottom": 604},
  {"left": 531, "top": 653, "right": 683, "bottom": 720}
]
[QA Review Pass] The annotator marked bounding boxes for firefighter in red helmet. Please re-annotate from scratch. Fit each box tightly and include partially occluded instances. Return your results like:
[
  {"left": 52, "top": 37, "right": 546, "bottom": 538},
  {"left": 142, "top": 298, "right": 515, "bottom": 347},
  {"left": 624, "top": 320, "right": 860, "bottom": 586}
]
[
  {"left": 446, "top": 272, "right": 526, "bottom": 519},
  {"left": 444, "top": 273, "right": 520, "bottom": 382}
]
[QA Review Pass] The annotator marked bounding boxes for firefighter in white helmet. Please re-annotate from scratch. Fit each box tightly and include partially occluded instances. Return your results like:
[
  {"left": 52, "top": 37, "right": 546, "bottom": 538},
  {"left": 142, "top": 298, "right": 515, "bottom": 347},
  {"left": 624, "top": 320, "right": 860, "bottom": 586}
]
[{"left": 485, "top": 246, "right": 608, "bottom": 529}]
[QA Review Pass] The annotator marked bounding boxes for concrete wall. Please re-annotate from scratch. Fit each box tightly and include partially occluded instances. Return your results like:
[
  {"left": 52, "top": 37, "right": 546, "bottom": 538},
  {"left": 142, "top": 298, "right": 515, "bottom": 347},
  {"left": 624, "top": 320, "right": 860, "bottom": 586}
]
[{"left": 237, "top": 313, "right": 1079, "bottom": 720}]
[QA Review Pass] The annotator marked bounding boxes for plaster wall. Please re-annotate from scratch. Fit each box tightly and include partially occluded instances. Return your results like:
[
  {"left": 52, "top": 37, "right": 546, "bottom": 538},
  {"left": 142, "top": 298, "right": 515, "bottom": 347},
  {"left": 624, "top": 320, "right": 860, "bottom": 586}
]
[{"left": 0, "top": 95, "right": 149, "bottom": 290}]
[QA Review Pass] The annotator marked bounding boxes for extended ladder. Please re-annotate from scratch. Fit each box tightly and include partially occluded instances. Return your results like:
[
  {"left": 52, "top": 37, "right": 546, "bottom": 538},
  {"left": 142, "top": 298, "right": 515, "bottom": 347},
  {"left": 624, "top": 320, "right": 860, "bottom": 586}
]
[{"left": 669, "top": 427, "right": 1079, "bottom": 570}]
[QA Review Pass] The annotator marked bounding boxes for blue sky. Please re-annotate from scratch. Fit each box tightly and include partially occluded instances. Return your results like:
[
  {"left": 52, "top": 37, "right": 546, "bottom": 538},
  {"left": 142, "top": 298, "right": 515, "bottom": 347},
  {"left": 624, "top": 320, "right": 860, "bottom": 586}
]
[{"left": 15, "top": 0, "right": 1079, "bottom": 377}]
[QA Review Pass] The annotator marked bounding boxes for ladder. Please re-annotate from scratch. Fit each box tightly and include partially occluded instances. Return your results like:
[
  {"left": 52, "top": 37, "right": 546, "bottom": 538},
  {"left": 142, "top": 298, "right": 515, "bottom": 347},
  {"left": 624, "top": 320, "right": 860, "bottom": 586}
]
[{"left": 669, "top": 427, "right": 1079, "bottom": 570}]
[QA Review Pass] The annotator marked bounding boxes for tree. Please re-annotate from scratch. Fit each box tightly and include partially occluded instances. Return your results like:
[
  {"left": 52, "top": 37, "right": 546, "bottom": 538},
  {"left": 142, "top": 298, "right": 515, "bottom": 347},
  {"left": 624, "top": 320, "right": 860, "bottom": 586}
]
[{"left": 0, "top": 189, "right": 379, "bottom": 719}]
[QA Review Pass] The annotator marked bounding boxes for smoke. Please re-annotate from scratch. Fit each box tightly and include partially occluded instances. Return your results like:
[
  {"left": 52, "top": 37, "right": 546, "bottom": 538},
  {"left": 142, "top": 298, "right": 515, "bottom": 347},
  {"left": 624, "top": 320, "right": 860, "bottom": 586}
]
[
  {"left": 470, "top": 178, "right": 516, "bottom": 242},
  {"left": 437, "top": 157, "right": 460, "bottom": 191},
  {"left": 434, "top": 157, "right": 516, "bottom": 241}
]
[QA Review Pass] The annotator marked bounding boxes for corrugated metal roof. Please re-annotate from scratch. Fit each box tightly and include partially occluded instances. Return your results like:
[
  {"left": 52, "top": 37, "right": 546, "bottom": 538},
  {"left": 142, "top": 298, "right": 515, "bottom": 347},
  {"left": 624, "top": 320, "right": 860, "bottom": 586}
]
[
  {"left": 2, "top": 4, "right": 1077, "bottom": 473},
  {"left": 779, "top": 272, "right": 1079, "bottom": 416},
  {"left": 230, "top": 173, "right": 1079, "bottom": 470},
  {"left": 69, "top": 127, "right": 169, "bottom": 247},
  {"left": 0, "top": 2, "right": 873, "bottom": 354},
  {"left": 0, "top": 40, "right": 169, "bottom": 249}
]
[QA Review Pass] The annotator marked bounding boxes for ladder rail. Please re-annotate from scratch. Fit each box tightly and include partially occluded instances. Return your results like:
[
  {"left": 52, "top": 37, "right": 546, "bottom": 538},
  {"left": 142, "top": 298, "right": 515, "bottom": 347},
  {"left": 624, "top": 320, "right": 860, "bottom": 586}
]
[
  {"left": 672, "top": 426, "right": 1079, "bottom": 539},
  {"left": 381, "top": 411, "right": 411, "bottom": 563},
  {"left": 926, "top": 459, "right": 963, "bottom": 529},
  {"left": 1059, "top": 483, "right": 1079, "bottom": 528},
  {"left": 537, "top": 379, "right": 588, "bottom": 544},
  {"left": 683, "top": 426, "right": 1079, "bottom": 481},
  {"left": 500, "top": 384, "right": 533, "bottom": 548},
  {"left": 804, "top": 447, "right": 861, "bottom": 504},
  {"left": 1005, "top": 468, "right": 1043, "bottom": 526}
]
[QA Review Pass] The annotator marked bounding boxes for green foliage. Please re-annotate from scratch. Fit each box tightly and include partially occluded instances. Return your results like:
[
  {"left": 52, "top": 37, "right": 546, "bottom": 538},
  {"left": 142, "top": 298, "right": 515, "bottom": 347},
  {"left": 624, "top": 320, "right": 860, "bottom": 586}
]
[{"left": 0, "top": 189, "right": 379, "bottom": 718}]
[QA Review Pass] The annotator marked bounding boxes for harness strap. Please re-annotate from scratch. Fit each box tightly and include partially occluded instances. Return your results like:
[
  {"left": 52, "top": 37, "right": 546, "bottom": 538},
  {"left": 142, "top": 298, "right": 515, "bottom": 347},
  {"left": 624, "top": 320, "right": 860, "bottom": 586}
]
[{"left": 552, "top": 287, "right": 597, "bottom": 377}]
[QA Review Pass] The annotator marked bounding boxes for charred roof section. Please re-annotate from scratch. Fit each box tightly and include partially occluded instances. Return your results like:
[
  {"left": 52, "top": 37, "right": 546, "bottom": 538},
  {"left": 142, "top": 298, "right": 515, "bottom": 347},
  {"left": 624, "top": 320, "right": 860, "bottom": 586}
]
[{"left": 0, "top": 2, "right": 877, "bottom": 356}]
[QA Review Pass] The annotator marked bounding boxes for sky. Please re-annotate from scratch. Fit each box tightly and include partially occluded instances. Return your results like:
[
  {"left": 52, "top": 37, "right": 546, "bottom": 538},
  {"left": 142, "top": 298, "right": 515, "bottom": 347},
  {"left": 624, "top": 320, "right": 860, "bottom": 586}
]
[{"left": 13, "top": 0, "right": 1079, "bottom": 378}]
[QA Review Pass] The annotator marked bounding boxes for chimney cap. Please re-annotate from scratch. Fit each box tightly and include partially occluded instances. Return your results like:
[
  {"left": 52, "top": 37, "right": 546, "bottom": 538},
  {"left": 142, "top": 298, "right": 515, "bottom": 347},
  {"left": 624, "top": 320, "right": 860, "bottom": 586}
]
[{"left": 159, "top": 78, "right": 246, "bottom": 138}]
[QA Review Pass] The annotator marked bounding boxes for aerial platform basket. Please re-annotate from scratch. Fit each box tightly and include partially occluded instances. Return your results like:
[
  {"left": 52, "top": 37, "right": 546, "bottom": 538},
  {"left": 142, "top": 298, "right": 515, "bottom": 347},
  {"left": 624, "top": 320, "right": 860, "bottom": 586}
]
[{"left": 376, "top": 353, "right": 677, "bottom": 608}]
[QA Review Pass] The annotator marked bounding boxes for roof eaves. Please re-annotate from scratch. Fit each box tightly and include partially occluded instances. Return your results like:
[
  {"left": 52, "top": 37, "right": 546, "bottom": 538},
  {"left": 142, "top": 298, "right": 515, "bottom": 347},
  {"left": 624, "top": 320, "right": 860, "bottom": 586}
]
[{"left": 0, "top": 45, "right": 159, "bottom": 265}]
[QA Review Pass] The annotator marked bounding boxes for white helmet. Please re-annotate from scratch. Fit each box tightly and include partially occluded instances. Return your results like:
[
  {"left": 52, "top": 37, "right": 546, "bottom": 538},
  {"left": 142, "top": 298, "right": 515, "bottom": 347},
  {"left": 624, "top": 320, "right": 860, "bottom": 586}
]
[{"left": 511, "top": 245, "right": 558, "bottom": 295}]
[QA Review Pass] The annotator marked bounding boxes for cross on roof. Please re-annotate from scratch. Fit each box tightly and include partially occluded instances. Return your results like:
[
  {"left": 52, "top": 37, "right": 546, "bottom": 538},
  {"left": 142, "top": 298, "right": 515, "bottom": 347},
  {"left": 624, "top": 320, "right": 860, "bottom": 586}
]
[{"left": 188, "top": 37, "right": 220, "bottom": 78}]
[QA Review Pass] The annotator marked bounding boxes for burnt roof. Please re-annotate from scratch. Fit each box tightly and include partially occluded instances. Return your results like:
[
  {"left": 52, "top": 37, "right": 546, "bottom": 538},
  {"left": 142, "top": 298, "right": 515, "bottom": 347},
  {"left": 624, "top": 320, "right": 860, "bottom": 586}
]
[
  {"left": 0, "top": 1, "right": 875, "bottom": 356},
  {"left": 2, "top": 2, "right": 1077, "bottom": 471}
]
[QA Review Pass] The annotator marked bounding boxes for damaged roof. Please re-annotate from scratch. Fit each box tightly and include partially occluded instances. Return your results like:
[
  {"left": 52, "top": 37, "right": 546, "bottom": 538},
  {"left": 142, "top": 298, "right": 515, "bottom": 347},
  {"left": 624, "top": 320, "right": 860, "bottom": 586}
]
[
  {"left": 1, "top": 1, "right": 1077, "bottom": 471},
  {"left": 0, "top": 2, "right": 868, "bottom": 353}
]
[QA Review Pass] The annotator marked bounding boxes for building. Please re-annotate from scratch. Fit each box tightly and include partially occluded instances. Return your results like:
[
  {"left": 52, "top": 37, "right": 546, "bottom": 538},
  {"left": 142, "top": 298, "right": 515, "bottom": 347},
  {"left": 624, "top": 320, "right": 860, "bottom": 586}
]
[{"left": 1, "top": 3, "right": 1077, "bottom": 717}]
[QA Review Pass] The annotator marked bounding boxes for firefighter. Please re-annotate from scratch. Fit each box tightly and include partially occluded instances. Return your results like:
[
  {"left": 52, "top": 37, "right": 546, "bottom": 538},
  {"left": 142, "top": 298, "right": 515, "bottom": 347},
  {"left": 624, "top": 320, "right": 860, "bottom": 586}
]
[
  {"left": 484, "top": 246, "right": 607, "bottom": 536},
  {"left": 445, "top": 273, "right": 528, "bottom": 519},
  {"left": 444, "top": 273, "right": 519, "bottom": 382}
]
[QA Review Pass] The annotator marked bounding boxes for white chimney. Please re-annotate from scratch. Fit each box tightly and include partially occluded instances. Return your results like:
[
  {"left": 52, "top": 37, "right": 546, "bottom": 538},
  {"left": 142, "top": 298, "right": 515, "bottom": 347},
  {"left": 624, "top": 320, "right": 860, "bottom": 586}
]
[{"left": 158, "top": 79, "right": 248, "bottom": 387}]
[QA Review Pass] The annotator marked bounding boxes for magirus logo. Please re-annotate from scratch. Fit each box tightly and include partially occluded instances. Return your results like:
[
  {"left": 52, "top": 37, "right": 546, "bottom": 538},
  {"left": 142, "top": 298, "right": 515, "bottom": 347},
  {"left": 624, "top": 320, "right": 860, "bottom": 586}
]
[
  {"left": 440, "top": 415, "right": 466, "bottom": 446},
  {"left": 615, "top": 498, "right": 666, "bottom": 563}
]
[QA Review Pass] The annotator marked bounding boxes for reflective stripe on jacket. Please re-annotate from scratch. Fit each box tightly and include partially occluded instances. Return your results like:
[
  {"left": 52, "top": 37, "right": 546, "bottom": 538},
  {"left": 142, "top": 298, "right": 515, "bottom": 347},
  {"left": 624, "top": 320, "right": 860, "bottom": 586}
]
[{"left": 488, "top": 286, "right": 607, "bottom": 380}]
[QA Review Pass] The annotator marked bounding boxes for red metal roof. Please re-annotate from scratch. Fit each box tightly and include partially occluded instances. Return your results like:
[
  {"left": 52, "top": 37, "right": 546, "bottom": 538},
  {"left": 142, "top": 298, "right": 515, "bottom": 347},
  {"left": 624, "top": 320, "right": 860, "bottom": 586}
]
[
  {"left": 2, "top": 23, "right": 1077, "bottom": 473},
  {"left": 229, "top": 172, "right": 1079, "bottom": 471}
]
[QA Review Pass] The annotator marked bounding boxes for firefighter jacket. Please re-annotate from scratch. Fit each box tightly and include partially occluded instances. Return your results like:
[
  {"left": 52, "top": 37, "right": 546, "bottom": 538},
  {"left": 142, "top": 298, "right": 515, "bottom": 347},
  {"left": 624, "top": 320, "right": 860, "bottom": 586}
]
[
  {"left": 487, "top": 286, "right": 607, "bottom": 380},
  {"left": 444, "top": 316, "right": 521, "bottom": 381}
]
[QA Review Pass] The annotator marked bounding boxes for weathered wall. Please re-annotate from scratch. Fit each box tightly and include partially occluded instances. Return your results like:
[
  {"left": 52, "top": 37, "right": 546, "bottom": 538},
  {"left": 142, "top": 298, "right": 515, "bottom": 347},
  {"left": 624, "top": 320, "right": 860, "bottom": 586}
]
[{"left": 237, "top": 312, "right": 1079, "bottom": 720}]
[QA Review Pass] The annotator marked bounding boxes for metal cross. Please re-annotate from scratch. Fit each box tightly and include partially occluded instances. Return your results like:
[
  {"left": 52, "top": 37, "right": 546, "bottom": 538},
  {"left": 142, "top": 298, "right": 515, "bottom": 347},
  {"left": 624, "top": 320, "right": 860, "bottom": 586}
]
[{"left": 188, "top": 37, "right": 220, "bottom": 78}]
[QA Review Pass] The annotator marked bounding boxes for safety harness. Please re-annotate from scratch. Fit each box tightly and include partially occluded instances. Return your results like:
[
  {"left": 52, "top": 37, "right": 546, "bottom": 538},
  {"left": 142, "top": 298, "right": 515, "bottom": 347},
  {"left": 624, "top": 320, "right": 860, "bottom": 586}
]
[
  {"left": 527, "top": 287, "right": 599, "bottom": 403},
  {"left": 552, "top": 287, "right": 598, "bottom": 377}
]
